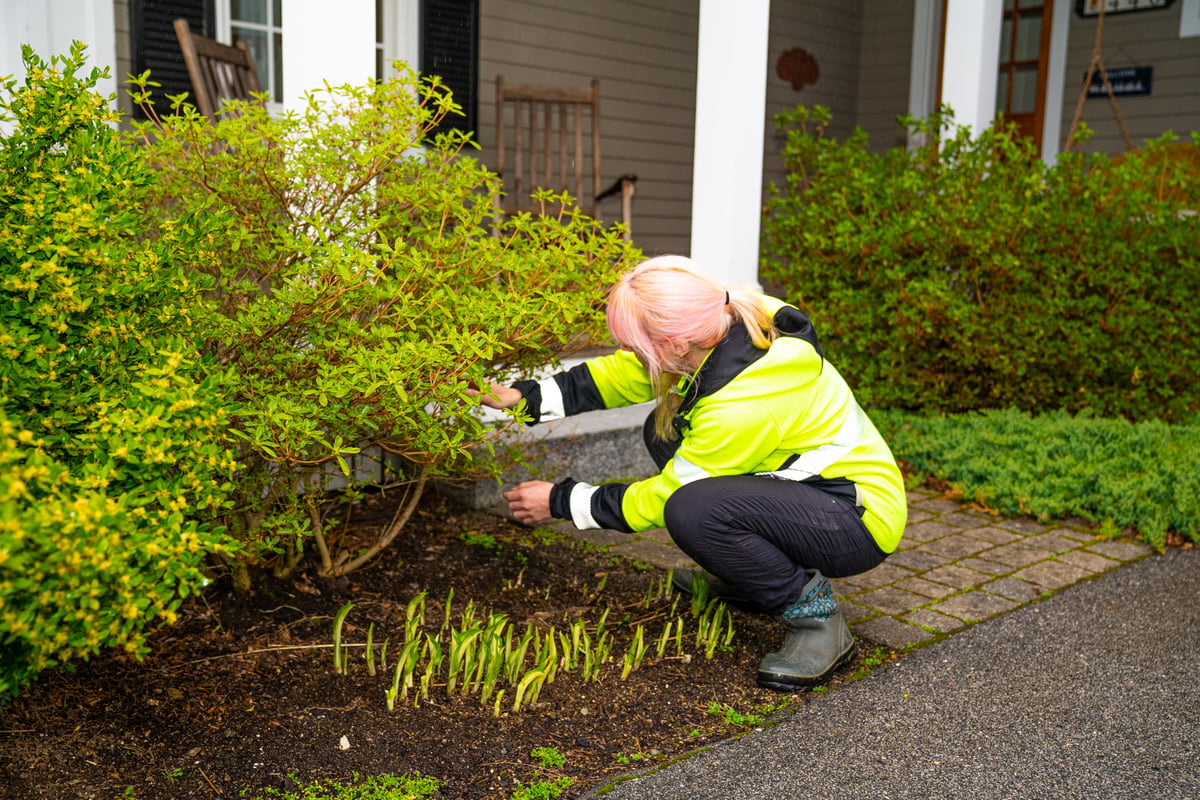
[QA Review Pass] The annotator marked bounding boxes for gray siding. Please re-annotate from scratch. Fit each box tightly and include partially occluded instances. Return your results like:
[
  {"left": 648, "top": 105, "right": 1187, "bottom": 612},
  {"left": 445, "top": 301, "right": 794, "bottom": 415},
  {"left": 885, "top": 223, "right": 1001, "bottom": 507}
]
[
  {"left": 477, "top": 0, "right": 700, "bottom": 257},
  {"left": 760, "top": 2, "right": 914, "bottom": 238},
  {"left": 855, "top": 0, "right": 914, "bottom": 152},
  {"left": 763, "top": 1, "right": 864, "bottom": 209},
  {"left": 108, "top": 0, "right": 919, "bottom": 257},
  {"left": 1059, "top": 3, "right": 1200, "bottom": 154}
]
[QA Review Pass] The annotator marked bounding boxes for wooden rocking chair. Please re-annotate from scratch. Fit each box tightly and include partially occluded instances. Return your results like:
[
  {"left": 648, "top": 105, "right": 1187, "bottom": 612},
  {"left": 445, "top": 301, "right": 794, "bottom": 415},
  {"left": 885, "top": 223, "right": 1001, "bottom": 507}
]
[
  {"left": 173, "top": 18, "right": 264, "bottom": 119},
  {"left": 494, "top": 75, "right": 637, "bottom": 241}
]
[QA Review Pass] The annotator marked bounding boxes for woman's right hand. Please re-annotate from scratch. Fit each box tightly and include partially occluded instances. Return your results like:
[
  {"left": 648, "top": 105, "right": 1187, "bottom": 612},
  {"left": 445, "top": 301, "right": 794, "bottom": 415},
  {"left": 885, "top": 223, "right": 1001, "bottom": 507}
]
[{"left": 470, "top": 381, "right": 523, "bottom": 410}]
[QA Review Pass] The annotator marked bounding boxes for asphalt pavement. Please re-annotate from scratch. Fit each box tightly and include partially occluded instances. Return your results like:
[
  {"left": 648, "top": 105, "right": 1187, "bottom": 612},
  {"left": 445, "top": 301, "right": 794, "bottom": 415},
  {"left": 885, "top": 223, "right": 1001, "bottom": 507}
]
[{"left": 580, "top": 546, "right": 1200, "bottom": 800}]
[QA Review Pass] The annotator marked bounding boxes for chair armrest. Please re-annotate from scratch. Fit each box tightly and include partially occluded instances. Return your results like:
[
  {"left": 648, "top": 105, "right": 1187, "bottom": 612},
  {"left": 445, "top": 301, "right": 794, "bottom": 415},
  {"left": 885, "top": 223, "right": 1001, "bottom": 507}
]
[{"left": 596, "top": 173, "right": 638, "bottom": 202}]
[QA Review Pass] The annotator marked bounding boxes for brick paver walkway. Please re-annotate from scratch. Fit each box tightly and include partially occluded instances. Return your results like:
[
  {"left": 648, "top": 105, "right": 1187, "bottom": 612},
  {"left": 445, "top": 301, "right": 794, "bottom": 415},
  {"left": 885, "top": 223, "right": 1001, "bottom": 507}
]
[{"left": 555, "top": 487, "right": 1155, "bottom": 650}]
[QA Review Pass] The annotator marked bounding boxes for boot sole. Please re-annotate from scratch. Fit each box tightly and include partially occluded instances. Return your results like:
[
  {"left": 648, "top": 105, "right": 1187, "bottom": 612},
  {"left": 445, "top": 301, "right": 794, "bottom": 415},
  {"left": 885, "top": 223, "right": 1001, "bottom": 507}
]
[{"left": 755, "top": 643, "right": 856, "bottom": 691}]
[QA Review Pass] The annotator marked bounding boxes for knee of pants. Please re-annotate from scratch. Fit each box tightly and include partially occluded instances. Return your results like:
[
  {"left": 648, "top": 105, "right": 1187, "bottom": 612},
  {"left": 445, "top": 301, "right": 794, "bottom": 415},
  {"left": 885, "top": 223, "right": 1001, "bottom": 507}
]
[{"left": 663, "top": 482, "right": 712, "bottom": 550}]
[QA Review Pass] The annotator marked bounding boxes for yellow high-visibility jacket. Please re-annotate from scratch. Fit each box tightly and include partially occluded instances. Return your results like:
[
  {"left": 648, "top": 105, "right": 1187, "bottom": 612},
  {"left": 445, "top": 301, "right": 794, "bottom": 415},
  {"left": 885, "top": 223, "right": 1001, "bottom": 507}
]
[{"left": 514, "top": 294, "right": 907, "bottom": 554}]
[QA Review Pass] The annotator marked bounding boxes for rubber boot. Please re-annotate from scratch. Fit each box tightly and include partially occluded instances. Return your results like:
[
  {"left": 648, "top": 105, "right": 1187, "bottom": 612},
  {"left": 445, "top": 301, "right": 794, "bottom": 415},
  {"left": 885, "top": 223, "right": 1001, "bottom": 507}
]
[
  {"left": 671, "top": 567, "right": 753, "bottom": 606},
  {"left": 756, "top": 571, "right": 855, "bottom": 691}
]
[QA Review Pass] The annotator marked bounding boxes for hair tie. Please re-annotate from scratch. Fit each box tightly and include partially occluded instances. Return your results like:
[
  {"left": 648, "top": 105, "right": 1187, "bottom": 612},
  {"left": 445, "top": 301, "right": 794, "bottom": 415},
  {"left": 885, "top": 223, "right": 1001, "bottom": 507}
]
[{"left": 724, "top": 290, "right": 730, "bottom": 306}]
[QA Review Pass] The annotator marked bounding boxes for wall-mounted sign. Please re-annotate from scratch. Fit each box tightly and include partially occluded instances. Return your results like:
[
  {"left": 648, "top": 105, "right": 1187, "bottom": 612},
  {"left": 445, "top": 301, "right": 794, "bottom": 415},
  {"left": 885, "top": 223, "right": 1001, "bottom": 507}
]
[
  {"left": 1076, "top": 0, "right": 1175, "bottom": 17},
  {"left": 1086, "top": 66, "right": 1154, "bottom": 96}
]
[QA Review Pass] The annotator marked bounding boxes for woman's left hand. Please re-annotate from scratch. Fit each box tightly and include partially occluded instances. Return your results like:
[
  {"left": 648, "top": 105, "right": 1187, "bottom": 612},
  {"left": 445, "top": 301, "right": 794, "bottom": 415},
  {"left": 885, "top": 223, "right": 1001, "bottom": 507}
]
[
  {"left": 502, "top": 481, "right": 554, "bottom": 525},
  {"left": 467, "top": 382, "right": 524, "bottom": 410}
]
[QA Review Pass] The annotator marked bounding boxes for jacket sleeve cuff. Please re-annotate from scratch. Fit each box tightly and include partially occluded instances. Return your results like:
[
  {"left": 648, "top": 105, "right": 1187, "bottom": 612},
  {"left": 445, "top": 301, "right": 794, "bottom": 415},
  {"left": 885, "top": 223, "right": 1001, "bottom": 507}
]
[
  {"left": 550, "top": 478, "right": 601, "bottom": 530},
  {"left": 509, "top": 377, "right": 570, "bottom": 426},
  {"left": 510, "top": 380, "right": 541, "bottom": 425},
  {"left": 549, "top": 478, "right": 576, "bottom": 519}
]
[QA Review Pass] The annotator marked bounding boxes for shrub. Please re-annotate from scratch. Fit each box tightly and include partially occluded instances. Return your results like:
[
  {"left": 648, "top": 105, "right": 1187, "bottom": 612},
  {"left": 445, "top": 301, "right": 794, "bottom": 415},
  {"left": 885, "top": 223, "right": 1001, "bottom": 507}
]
[
  {"left": 874, "top": 408, "right": 1200, "bottom": 549},
  {"left": 128, "top": 66, "right": 639, "bottom": 583},
  {"left": 761, "top": 106, "right": 1200, "bottom": 422},
  {"left": 0, "top": 45, "right": 236, "bottom": 698}
]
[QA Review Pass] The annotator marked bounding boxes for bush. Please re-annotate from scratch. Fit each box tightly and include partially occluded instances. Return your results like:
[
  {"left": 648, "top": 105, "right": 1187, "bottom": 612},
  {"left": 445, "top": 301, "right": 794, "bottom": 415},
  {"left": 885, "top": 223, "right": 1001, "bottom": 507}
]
[
  {"left": 874, "top": 408, "right": 1200, "bottom": 549},
  {"left": 0, "top": 45, "right": 236, "bottom": 698},
  {"left": 761, "top": 106, "right": 1200, "bottom": 422},
  {"left": 128, "top": 66, "right": 639, "bottom": 583}
]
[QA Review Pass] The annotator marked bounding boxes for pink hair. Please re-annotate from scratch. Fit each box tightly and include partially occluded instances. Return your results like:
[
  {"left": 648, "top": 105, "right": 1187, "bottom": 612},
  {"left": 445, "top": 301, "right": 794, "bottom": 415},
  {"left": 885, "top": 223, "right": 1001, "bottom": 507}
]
[
  {"left": 606, "top": 255, "right": 730, "bottom": 384},
  {"left": 607, "top": 256, "right": 776, "bottom": 441}
]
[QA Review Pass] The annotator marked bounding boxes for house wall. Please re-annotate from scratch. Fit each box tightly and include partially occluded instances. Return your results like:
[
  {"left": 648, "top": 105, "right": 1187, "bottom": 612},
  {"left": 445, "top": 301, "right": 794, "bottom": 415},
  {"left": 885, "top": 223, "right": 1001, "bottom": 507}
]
[
  {"left": 104, "top": 0, "right": 912, "bottom": 258},
  {"left": 1058, "top": 3, "right": 1200, "bottom": 154},
  {"left": 476, "top": 0, "right": 700, "bottom": 258},
  {"left": 476, "top": 0, "right": 907, "bottom": 259},
  {"left": 759, "top": 1, "right": 916, "bottom": 250},
  {"left": 761, "top": 2, "right": 863, "bottom": 217},
  {"left": 855, "top": 0, "right": 915, "bottom": 152},
  {"left": 3, "top": 0, "right": 118, "bottom": 114}
]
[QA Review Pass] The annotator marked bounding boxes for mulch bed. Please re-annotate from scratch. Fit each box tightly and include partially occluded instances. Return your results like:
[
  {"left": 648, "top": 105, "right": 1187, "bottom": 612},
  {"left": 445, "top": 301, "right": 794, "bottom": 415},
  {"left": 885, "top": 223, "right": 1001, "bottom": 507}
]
[{"left": 0, "top": 491, "right": 889, "bottom": 800}]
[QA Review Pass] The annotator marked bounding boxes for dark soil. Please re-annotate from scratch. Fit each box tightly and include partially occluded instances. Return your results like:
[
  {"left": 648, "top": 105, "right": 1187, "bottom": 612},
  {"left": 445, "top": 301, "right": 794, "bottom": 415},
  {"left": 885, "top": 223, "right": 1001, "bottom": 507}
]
[{"left": 0, "top": 491, "right": 891, "bottom": 800}]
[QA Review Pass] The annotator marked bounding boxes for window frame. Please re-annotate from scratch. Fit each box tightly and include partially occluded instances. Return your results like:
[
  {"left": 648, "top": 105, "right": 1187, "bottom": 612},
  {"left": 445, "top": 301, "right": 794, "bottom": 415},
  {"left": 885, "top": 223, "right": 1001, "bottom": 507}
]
[{"left": 215, "top": 0, "right": 284, "bottom": 108}]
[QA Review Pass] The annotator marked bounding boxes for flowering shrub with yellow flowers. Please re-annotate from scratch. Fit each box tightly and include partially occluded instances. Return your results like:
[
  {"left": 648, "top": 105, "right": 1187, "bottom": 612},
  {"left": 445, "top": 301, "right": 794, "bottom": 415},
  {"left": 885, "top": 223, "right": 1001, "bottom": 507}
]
[{"left": 0, "top": 45, "right": 237, "bottom": 698}]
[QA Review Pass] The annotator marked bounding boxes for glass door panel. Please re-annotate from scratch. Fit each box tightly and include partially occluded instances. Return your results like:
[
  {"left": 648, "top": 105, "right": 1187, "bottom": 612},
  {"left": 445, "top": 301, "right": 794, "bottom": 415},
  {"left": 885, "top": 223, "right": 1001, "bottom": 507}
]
[{"left": 996, "top": 0, "right": 1053, "bottom": 153}]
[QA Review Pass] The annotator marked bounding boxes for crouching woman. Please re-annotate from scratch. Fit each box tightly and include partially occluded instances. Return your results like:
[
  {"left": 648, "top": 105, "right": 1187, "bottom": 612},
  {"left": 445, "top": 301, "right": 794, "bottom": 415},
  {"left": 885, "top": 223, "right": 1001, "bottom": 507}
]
[{"left": 479, "top": 255, "right": 906, "bottom": 689}]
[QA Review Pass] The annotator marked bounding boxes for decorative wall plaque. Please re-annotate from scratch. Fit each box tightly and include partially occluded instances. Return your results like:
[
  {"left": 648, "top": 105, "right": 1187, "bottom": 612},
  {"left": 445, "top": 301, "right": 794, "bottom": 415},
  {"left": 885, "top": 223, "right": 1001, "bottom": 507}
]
[{"left": 776, "top": 48, "right": 820, "bottom": 91}]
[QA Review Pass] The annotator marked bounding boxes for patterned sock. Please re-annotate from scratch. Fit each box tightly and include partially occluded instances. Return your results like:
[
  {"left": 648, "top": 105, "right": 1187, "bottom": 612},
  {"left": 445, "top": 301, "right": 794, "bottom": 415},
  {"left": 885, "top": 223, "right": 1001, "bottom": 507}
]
[{"left": 779, "top": 574, "right": 838, "bottom": 623}]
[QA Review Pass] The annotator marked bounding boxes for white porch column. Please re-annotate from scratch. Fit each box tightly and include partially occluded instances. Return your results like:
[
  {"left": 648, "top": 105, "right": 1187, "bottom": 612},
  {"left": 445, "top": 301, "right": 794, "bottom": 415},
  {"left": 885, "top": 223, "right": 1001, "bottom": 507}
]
[
  {"left": 1, "top": 0, "right": 117, "bottom": 115},
  {"left": 283, "top": 0, "right": 375, "bottom": 111},
  {"left": 940, "top": 0, "right": 1004, "bottom": 135},
  {"left": 689, "top": 0, "right": 770, "bottom": 289}
]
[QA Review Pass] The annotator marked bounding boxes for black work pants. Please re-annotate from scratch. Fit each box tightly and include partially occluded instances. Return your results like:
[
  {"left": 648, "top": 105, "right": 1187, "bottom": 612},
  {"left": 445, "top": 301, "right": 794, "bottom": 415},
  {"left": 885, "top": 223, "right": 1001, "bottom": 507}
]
[{"left": 646, "top": 413, "right": 886, "bottom": 614}]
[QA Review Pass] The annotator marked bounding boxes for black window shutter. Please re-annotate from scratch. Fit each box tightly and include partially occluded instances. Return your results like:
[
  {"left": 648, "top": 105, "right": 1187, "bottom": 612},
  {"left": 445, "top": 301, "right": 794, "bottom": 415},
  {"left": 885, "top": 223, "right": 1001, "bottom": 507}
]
[
  {"left": 421, "top": 0, "right": 478, "bottom": 136},
  {"left": 129, "top": 0, "right": 212, "bottom": 119}
]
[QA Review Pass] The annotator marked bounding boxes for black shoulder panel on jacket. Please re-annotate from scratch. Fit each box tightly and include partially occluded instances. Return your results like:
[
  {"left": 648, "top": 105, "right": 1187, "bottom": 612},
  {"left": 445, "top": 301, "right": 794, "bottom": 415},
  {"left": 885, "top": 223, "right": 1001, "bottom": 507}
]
[{"left": 773, "top": 305, "right": 823, "bottom": 358}]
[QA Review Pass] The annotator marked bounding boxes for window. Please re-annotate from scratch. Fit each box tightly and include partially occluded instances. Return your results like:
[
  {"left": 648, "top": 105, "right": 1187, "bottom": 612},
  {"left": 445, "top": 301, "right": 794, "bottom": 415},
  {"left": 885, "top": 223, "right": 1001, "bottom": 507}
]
[
  {"left": 219, "top": 0, "right": 284, "bottom": 103},
  {"left": 132, "top": 0, "right": 477, "bottom": 124},
  {"left": 376, "top": 0, "right": 387, "bottom": 80},
  {"left": 374, "top": 0, "right": 478, "bottom": 135},
  {"left": 130, "top": 0, "right": 280, "bottom": 115},
  {"left": 996, "top": 0, "right": 1054, "bottom": 153}
]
